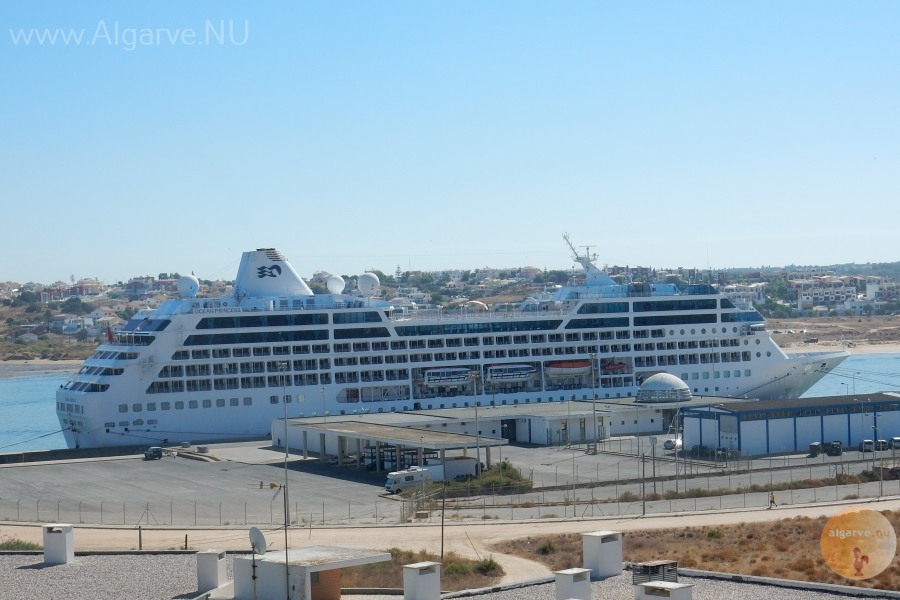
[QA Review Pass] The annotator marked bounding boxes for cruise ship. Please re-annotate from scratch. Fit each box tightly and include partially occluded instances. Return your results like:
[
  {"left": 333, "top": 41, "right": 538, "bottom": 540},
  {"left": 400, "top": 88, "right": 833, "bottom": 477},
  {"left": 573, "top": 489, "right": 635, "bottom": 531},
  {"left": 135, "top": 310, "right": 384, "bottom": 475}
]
[{"left": 56, "top": 239, "right": 850, "bottom": 448}]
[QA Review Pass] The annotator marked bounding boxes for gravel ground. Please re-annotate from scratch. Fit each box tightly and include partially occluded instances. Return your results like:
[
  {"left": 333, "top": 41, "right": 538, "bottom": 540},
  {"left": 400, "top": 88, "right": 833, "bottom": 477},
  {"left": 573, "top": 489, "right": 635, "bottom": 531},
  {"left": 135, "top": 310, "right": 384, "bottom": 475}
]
[{"left": 2, "top": 553, "right": 898, "bottom": 600}]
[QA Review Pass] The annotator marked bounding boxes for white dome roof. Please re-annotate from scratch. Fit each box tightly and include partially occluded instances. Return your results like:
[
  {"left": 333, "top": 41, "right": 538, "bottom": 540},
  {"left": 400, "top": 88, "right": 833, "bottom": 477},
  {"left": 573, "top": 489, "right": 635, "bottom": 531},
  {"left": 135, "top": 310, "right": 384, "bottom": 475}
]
[{"left": 637, "top": 373, "right": 691, "bottom": 402}]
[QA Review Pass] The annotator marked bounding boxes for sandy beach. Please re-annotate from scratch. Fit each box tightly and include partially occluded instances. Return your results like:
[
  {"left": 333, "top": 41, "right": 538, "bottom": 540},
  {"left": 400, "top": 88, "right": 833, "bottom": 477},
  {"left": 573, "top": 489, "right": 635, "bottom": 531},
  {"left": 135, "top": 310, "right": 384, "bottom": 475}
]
[{"left": 0, "top": 359, "right": 81, "bottom": 379}]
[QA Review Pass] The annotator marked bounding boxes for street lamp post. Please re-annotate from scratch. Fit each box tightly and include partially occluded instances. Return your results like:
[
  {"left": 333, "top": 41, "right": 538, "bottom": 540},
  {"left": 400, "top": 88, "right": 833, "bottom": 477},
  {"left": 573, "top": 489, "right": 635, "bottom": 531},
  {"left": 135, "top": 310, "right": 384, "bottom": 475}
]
[
  {"left": 320, "top": 386, "right": 327, "bottom": 424},
  {"left": 471, "top": 370, "right": 481, "bottom": 469},
  {"left": 872, "top": 425, "right": 882, "bottom": 497},
  {"left": 278, "top": 361, "right": 291, "bottom": 597},
  {"left": 589, "top": 353, "right": 598, "bottom": 453}
]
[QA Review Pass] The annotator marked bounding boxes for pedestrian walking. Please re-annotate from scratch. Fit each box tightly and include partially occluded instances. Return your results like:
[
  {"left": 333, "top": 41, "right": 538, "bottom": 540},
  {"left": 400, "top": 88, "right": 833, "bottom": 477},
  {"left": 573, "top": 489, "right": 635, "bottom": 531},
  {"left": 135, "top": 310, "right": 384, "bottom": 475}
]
[{"left": 768, "top": 492, "right": 777, "bottom": 508}]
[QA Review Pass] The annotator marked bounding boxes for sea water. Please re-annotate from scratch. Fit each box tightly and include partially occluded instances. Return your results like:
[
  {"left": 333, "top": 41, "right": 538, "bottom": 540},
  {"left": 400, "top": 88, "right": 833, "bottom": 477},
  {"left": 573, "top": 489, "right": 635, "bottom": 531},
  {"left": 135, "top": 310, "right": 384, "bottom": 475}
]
[
  {"left": 0, "top": 373, "right": 70, "bottom": 453},
  {"left": 1, "top": 354, "right": 899, "bottom": 453}
]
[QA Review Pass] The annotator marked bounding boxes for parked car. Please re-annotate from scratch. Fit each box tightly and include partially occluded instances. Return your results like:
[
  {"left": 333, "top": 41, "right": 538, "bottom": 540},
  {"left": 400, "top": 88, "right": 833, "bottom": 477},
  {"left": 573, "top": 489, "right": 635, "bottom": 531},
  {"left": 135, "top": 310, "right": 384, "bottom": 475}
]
[
  {"left": 824, "top": 441, "right": 843, "bottom": 456},
  {"left": 143, "top": 446, "right": 163, "bottom": 460},
  {"left": 858, "top": 439, "right": 875, "bottom": 452},
  {"left": 663, "top": 438, "right": 682, "bottom": 451},
  {"left": 690, "top": 444, "right": 712, "bottom": 457},
  {"left": 889, "top": 437, "right": 900, "bottom": 449},
  {"left": 874, "top": 439, "right": 888, "bottom": 451}
]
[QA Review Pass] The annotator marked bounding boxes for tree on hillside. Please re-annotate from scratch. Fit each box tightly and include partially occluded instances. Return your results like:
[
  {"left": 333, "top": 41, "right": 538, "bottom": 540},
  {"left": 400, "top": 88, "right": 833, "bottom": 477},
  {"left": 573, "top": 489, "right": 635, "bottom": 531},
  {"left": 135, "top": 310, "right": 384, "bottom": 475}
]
[
  {"left": 11, "top": 291, "right": 39, "bottom": 307},
  {"left": 61, "top": 297, "right": 91, "bottom": 315}
]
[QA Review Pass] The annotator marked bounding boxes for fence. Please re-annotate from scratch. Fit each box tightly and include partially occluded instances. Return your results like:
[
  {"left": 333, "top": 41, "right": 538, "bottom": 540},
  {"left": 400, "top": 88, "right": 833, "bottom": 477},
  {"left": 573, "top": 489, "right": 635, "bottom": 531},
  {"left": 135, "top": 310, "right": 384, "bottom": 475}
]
[{"left": 3, "top": 463, "right": 896, "bottom": 528}]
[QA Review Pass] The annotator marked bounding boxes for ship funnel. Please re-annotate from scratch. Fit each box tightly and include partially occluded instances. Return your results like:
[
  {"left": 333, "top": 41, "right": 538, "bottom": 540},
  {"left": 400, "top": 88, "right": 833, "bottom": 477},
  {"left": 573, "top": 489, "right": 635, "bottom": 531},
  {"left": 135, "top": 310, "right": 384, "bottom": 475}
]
[{"left": 233, "top": 249, "right": 314, "bottom": 298}]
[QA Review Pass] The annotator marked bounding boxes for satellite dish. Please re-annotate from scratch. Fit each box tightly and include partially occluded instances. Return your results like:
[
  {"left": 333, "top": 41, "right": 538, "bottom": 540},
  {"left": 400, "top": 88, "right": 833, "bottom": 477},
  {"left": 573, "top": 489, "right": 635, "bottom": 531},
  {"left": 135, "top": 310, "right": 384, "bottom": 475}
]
[
  {"left": 249, "top": 526, "right": 267, "bottom": 554},
  {"left": 358, "top": 272, "right": 380, "bottom": 296},
  {"left": 326, "top": 275, "right": 345, "bottom": 294}
]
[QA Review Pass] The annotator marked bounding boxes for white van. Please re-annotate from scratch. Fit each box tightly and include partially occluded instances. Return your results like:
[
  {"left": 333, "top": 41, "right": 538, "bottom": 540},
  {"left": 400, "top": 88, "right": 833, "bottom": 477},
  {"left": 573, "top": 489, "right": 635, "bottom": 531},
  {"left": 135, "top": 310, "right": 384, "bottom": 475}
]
[
  {"left": 888, "top": 437, "right": 900, "bottom": 449},
  {"left": 858, "top": 439, "right": 875, "bottom": 452},
  {"left": 384, "top": 466, "right": 432, "bottom": 494}
]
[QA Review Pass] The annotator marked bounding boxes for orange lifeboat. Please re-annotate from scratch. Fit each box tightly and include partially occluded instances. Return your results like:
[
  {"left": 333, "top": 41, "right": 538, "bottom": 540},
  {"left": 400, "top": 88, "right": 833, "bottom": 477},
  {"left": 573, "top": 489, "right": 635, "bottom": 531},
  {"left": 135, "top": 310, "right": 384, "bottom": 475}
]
[{"left": 544, "top": 360, "right": 592, "bottom": 377}]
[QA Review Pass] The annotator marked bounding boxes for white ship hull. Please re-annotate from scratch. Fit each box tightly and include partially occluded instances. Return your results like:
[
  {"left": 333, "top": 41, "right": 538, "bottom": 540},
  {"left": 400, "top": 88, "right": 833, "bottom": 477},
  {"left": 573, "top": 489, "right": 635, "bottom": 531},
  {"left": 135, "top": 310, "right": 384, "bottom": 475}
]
[{"left": 56, "top": 245, "right": 849, "bottom": 449}]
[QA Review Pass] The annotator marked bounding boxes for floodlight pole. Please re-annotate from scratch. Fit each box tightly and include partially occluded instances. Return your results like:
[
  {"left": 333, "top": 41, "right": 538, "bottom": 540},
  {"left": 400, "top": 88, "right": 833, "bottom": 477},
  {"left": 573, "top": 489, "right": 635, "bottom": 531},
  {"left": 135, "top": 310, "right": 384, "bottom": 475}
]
[
  {"left": 280, "top": 362, "right": 291, "bottom": 600},
  {"left": 472, "top": 371, "right": 481, "bottom": 469},
  {"left": 590, "top": 353, "right": 598, "bottom": 453}
]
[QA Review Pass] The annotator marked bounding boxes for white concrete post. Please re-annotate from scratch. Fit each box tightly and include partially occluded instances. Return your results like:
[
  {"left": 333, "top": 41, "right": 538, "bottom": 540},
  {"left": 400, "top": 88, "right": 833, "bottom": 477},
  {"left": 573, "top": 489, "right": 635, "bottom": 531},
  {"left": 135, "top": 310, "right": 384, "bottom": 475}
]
[
  {"left": 197, "top": 549, "right": 227, "bottom": 592},
  {"left": 583, "top": 530, "right": 623, "bottom": 578},
  {"left": 554, "top": 567, "right": 591, "bottom": 600},
  {"left": 403, "top": 561, "right": 441, "bottom": 600},
  {"left": 42, "top": 524, "right": 74, "bottom": 565}
]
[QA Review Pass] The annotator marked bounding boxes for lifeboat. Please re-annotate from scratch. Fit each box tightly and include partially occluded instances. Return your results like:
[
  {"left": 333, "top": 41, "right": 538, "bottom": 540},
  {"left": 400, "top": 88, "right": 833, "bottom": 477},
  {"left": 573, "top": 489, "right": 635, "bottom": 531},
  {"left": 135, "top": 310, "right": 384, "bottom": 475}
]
[
  {"left": 423, "top": 367, "right": 471, "bottom": 386},
  {"left": 544, "top": 360, "right": 592, "bottom": 377},
  {"left": 485, "top": 364, "right": 536, "bottom": 382}
]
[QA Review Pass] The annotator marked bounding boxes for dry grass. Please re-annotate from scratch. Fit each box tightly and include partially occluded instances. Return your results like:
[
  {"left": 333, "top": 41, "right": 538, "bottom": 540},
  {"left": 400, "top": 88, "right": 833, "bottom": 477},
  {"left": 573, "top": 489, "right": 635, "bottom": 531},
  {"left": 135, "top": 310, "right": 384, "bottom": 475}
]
[
  {"left": 340, "top": 547, "right": 504, "bottom": 592},
  {"left": 492, "top": 510, "right": 899, "bottom": 591}
]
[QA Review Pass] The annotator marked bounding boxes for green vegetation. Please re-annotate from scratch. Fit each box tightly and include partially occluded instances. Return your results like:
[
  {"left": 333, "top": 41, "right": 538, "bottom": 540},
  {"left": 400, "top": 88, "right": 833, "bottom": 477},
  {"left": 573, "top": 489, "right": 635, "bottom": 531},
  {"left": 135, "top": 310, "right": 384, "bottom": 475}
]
[
  {"left": 0, "top": 535, "right": 42, "bottom": 551},
  {"left": 436, "top": 459, "right": 533, "bottom": 498}
]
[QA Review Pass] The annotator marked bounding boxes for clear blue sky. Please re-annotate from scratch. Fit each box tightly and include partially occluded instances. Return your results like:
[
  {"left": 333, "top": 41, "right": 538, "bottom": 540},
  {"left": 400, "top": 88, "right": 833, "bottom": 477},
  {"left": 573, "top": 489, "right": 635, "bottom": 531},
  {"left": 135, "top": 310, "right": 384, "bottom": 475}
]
[{"left": 2, "top": 2, "right": 898, "bottom": 284}]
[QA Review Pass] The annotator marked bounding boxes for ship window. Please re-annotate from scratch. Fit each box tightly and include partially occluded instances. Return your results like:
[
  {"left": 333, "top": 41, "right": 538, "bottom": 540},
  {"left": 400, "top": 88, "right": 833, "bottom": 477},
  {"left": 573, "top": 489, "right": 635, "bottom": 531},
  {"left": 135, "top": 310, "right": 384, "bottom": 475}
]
[
  {"left": 216, "top": 398, "right": 225, "bottom": 407},
  {"left": 253, "top": 347, "right": 270, "bottom": 356},
  {"left": 293, "top": 345, "right": 311, "bottom": 354},
  {"left": 270, "top": 395, "right": 279, "bottom": 404},
  {"left": 133, "top": 419, "right": 144, "bottom": 426},
  {"left": 172, "top": 351, "right": 189, "bottom": 360},
  {"left": 744, "top": 369, "right": 751, "bottom": 377},
  {"left": 132, "top": 404, "right": 142, "bottom": 412},
  {"left": 203, "top": 399, "right": 212, "bottom": 408},
  {"left": 230, "top": 397, "right": 239, "bottom": 406},
  {"left": 391, "top": 340, "right": 408, "bottom": 350},
  {"left": 273, "top": 345, "right": 290, "bottom": 356},
  {"left": 105, "top": 421, "right": 115, "bottom": 428},
  {"left": 118, "top": 404, "right": 127, "bottom": 413},
  {"left": 119, "top": 421, "right": 128, "bottom": 427},
  {"left": 147, "top": 403, "right": 156, "bottom": 411},
  {"left": 161, "top": 402, "right": 170, "bottom": 410},
  {"left": 213, "top": 348, "right": 231, "bottom": 358},
  {"left": 189, "top": 400, "right": 198, "bottom": 409},
  {"left": 243, "top": 397, "right": 252, "bottom": 406},
  {"left": 192, "top": 349, "right": 210, "bottom": 359},
  {"left": 234, "top": 347, "right": 251, "bottom": 357},
  {"left": 175, "top": 401, "right": 184, "bottom": 409}
]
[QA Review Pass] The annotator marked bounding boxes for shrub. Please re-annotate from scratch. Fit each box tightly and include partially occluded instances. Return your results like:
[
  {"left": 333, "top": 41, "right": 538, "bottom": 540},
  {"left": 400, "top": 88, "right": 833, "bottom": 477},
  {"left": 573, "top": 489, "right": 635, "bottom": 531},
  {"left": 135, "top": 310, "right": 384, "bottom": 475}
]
[
  {"left": 537, "top": 538, "right": 555, "bottom": 555},
  {"left": 474, "top": 557, "right": 502, "bottom": 576}
]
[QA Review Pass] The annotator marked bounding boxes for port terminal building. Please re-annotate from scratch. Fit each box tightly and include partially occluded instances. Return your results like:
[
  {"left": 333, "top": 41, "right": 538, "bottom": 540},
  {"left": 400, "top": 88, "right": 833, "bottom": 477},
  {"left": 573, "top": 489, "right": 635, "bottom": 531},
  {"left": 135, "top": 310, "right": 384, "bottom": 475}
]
[{"left": 682, "top": 392, "right": 900, "bottom": 455}]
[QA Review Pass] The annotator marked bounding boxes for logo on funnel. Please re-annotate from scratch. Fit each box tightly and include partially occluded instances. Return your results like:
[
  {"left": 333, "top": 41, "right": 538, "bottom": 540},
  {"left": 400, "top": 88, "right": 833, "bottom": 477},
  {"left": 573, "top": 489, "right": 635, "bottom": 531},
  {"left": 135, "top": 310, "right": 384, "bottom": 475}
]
[{"left": 257, "top": 265, "right": 282, "bottom": 278}]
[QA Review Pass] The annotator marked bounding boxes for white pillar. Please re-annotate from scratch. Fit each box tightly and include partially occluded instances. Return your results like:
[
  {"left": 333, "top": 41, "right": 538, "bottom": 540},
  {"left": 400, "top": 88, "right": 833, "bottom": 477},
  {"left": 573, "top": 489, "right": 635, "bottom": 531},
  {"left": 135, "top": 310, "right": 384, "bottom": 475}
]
[
  {"left": 635, "top": 581, "right": 693, "bottom": 600},
  {"left": 403, "top": 561, "right": 441, "bottom": 600},
  {"left": 554, "top": 567, "right": 591, "bottom": 600},
  {"left": 42, "top": 524, "right": 74, "bottom": 565},
  {"left": 197, "top": 549, "right": 227, "bottom": 592},
  {"left": 583, "top": 530, "right": 623, "bottom": 578}
]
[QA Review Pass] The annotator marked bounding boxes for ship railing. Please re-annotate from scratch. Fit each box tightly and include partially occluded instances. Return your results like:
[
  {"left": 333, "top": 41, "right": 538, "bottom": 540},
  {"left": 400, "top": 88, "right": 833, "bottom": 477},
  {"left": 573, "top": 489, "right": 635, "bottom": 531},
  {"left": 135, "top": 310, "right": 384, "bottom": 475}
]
[{"left": 387, "top": 307, "right": 568, "bottom": 322}]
